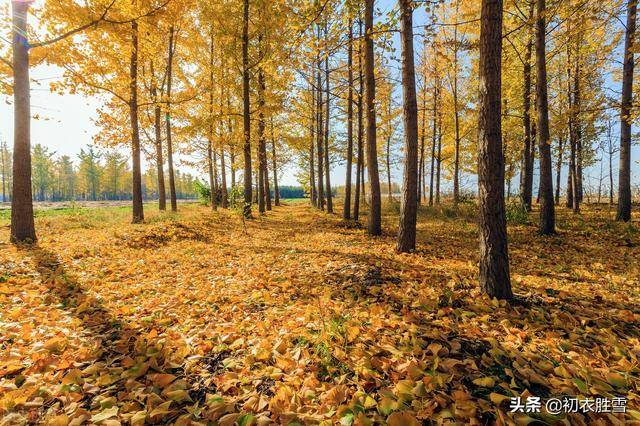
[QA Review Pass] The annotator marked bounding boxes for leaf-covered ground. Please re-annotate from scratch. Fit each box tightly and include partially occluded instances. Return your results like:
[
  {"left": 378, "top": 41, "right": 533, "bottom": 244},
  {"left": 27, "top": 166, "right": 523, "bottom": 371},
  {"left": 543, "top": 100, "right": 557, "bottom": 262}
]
[{"left": 0, "top": 202, "right": 638, "bottom": 425}]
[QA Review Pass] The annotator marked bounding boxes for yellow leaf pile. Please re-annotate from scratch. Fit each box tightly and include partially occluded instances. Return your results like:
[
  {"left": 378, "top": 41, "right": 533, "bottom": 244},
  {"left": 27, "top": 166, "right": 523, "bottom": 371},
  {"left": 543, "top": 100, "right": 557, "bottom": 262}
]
[{"left": 0, "top": 203, "right": 638, "bottom": 424}]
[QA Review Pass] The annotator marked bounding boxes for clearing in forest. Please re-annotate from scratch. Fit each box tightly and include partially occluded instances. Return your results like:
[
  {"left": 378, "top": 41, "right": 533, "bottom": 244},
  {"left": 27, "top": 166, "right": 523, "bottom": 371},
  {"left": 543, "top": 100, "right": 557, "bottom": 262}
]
[{"left": 0, "top": 203, "right": 638, "bottom": 425}]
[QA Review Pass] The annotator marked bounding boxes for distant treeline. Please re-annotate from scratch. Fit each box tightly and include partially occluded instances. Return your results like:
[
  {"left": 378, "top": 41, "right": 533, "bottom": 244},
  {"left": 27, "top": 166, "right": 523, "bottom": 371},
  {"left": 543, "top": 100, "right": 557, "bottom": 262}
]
[
  {"left": 0, "top": 143, "right": 198, "bottom": 202},
  {"left": 278, "top": 186, "right": 306, "bottom": 199}
]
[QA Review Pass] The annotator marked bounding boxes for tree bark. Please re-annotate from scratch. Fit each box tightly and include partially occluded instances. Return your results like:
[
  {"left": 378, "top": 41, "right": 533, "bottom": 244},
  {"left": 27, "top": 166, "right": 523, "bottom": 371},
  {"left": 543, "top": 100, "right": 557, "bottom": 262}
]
[
  {"left": 354, "top": 18, "right": 364, "bottom": 222},
  {"left": 572, "top": 58, "right": 581, "bottom": 213},
  {"left": 324, "top": 27, "right": 333, "bottom": 214},
  {"left": 418, "top": 91, "right": 427, "bottom": 204},
  {"left": 344, "top": 18, "right": 354, "bottom": 220},
  {"left": 130, "top": 20, "right": 144, "bottom": 223},
  {"left": 166, "top": 26, "right": 177, "bottom": 212},
  {"left": 535, "top": 0, "right": 555, "bottom": 235},
  {"left": 242, "top": 0, "right": 252, "bottom": 218},
  {"left": 309, "top": 75, "right": 317, "bottom": 206},
  {"left": 258, "top": 62, "right": 267, "bottom": 214},
  {"left": 271, "top": 132, "right": 280, "bottom": 206},
  {"left": 397, "top": 0, "right": 419, "bottom": 252},
  {"left": 151, "top": 60, "right": 166, "bottom": 211},
  {"left": 478, "top": 0, "right": 512, "bottom": 300},
  {"left": 429, "top": 74, "right": 438, "bottom": 207},
  {"left": 555, "top": 134, "right": 563, "bottom": 205},
  {"left": 452, "top": 0, "right": 462, "bottom": 205},
  {"left": 364, "top": 0, "right": 382, "bottom": 235},
  {"left": 10, "top": 1, "right": 36, "bottom": 242},
  {"left": 208, "top": 32, "right": 217, "bottom": 210},
  {"left": 436, "top": 107, "right": 442, "bottom": 204},
  {"left": 316, "top": 39, "right": 325, "bottom": 211},
  {"left": 520, "top": 0, "right": 534, "bottom": 211},
  {"left": 617, "top": 0, "right": 636, "bottom": 222}
]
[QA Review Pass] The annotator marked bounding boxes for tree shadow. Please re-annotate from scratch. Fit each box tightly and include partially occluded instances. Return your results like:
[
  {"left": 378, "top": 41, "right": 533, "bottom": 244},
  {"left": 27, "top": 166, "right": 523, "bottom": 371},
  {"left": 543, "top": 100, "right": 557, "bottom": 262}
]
[{"left": 15, "top": 245, "right": 204, "bottom": 422}]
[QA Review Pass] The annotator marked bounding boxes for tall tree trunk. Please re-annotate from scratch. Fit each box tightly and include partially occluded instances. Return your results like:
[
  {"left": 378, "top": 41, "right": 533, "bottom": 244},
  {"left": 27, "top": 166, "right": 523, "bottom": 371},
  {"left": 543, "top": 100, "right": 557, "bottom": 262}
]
[
  {"left": 309, "top": 76, "right": 317, "bottom": 206},
  {"left": 436, "top": 107, "right": 442, "bottom": 204},
  {"left": 166, "top": 26, "right": 177, "bottom": 212},
  {"left": 208, "top": 32, "right": 217, "bottom": 210},
  {"left": 555, "top": 135, "right": 563, "bottom": 205},
  {"left": 130, "top": 20, "right": 144, "bottom": 223},
  {"left": 397, "top": 0, "right": 419, "bottom": 252},
  {"left": 429, "top": 78, "right": 438, "bottom": 207},
  {"left": 364, "top": 0, "right": 382, "bottom": 235},
  {"left": 572, "top": 58, "right": 581, "bottom": 213},
  {"left": 1, "top": 142, "right": 6, "bottom": 203},
  {"left": 151, "top": 61, "right": 166, "bottom": 211},
  {"left": 316, "top": 41, "right": 325, "bottom": 211},
  {"left": 617, "top": 0, "right": 636, "bottom": 222},
  {"left": 354, "top": 19, "right": 364, "bottom": 222},
  {"left": 344, "top": 18, "right": 354, "bottom": 220},
  {"left": 418, "top": 92, "right": 427, "bottom": 204},
  {"left": 242, "top": 0, "right": 252, "bottom": 218},
  {"left": 452, "top": 0, "right": 462, "bottom": 205},
  {"left": 230, "top": 145, "right": 236, "bottom": 188},
  {"left": 257, "top": 59, "right": 267, "bottom": 214},
  {"left": 219, "top": 58, "right": 229, "bottom": 208},
  {"left": 324, "top": 28, "right": 333, "bottom": 213},
  {"left": 220, "top": 146, "right": 228, "bottom": 208},
  {"left": 271, "top": 127, "right": 280, "bottom": 206},
  {"left": 207, "top": 140, "right": 216, "bottom": 210},
  {"left": 535, "top": 0, "right": 555, "bottom": 235},
  {"left": 609, "top": 123, "right": 615, "bottom": 207},
  {"left": 478, "top": 0, "right": 512, "bottom": 300},
  {"left": 10, "top": 1, "right": 36, "bottom": 241},
  {"left": 520, "top": 0, "right": 534, "bottom": 211},
  {"left": 355, "top": 33, "right": 364, "bottom": 218}
]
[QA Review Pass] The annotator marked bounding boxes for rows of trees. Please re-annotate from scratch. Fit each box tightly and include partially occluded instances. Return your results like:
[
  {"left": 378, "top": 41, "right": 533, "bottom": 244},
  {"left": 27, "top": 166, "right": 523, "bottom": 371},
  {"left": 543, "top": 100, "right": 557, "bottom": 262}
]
[{"left": 1, "top": 0, "right": 638, "bottom": 300}]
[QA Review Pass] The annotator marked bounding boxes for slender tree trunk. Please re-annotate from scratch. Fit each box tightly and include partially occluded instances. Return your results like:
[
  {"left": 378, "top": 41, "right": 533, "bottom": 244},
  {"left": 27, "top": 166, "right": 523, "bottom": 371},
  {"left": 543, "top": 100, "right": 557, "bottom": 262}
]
[
  {"left": 309, "top": 76, "right": 317, "bottom": 206},
  {"left": 207, "top": 139, "right": 216, "bottom": 210},
  {"left": 130, "top": 20, "right": 144, "bottom": 223},
  {"left": 230, "top": 145, "right": 236, "bottom": 188},
  {"left": 258, "top": 59, "right": 267, "bottom": 214},
  {"left": 219, "top": 58, "right": 229, "bottom": 208},
  {"left": 520, "top": 0, "right": 534, "bottom": 211},
  {"left": 386, "top": 135, "right": 392, "bottom": 202},
  {"left": 609, "top": 125, "right": 615, "bottom": 207},
  {"left": 555, "top": 135, "right": 563, "bottom": 205},
  {"left": 151, "top": 61, "right": 166, "bottom": 211},
  {"left": 242, "top": 0, "right": 252, "bottom": 218},
  {"left": 418, "top": 92, "right": 427, "bottom": 204},
  {"left": 436, "top": 108, "right": 442, "bottom": 204},
  {"left": 478, "top": 0, "right": 512, "bottom": 300},
  {"left": 316, "top": 41, "right": 325, "bottom": 211},
  {"left": 271, "top": 129, "right": 280, "bottom": 206},
  {"left": 535, "top": 0, "right": 555, "bottom": 234},
  {"left": 452, "top": 0, "right": 462, "bottom": 205},
  {"left": 208, "top": 32, "right": 217, "bottom": 211},
  {"left": 572, "top": 59, "right": 581, "bottom": 213},
  {"left": 397, "top": 0, "right": 419, "bottom": 252},
  {"left": 1, "top": 142, "right": 6, "bottom": 203},
  {"left": 10, "top": 1, "right": 36, "bottom": 241},
  {"left": 429, "top": 79, "right": 438, "bottom": 207},
  {"left": 220, "top": 146, "right": 228, "bottom": 208},
  {"left": 617, "top": 0, "right": 636, "bottom": 222},
  {"left": 354, "top": 20, "right": 364, "bottom": 222},
  {"left": 344, "top": 18, "right": 354, "bottom": 220},
  {"left": 364, "top": 0, "right": 381, "bottom": 235},
  {"left": 324, "top": 28, "right": 333, "bottom": 213},
  {"left": 166, "top": 26, "right": 177, "bottom": 212}
]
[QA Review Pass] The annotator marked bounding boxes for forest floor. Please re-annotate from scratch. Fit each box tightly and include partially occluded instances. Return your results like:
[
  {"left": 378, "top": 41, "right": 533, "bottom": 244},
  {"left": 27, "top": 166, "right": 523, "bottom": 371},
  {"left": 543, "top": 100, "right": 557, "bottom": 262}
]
[{"left": 0, "top": 201, "right": 638, "bottom": 425}]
